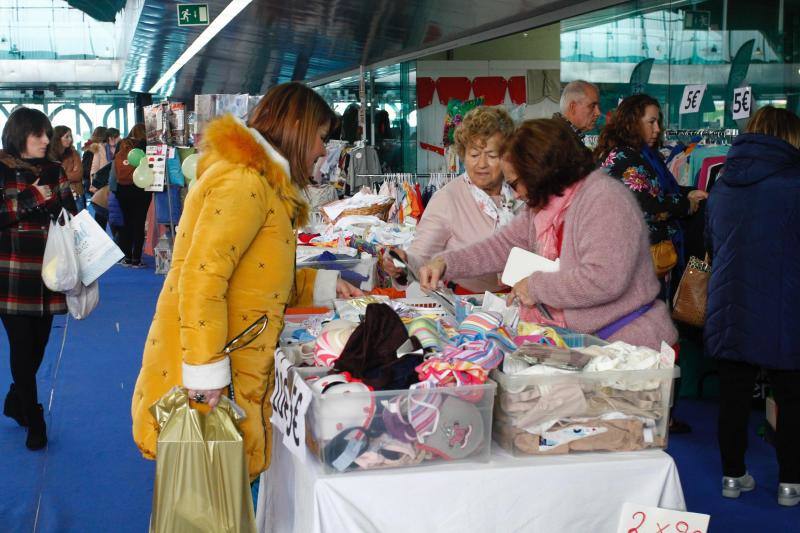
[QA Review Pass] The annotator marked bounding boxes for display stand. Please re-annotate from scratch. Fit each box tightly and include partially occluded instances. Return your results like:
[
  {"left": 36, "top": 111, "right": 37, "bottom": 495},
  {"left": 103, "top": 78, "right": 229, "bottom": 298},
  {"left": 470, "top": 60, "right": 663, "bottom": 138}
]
[{"left": 256, "top": 433, "right": 685, "bottom": 533}]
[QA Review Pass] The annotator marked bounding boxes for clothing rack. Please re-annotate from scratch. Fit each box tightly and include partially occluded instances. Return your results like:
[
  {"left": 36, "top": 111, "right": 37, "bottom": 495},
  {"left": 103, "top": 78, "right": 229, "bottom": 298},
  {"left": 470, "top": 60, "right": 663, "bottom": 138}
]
[{"left": 357, "top": 172, "right": 460, "bottom": 189}]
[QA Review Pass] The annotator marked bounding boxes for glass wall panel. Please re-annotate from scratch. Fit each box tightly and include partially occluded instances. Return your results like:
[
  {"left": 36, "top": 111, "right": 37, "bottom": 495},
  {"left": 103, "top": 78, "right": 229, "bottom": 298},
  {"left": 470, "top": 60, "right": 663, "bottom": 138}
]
[
  {"left": 561, "top": 0, "right": 799, "bottom": 131},
  {"left": 314, "top": 60, "right": 417, "bottom": 173},
  {"left": 0, "top": 90, "right": 136, "bottom": 151}
]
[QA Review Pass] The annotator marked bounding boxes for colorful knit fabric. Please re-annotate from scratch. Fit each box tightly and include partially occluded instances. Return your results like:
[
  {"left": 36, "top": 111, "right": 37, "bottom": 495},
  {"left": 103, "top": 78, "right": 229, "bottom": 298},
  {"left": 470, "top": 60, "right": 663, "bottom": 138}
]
[
  {"left": 407, "top": 317, "right": 445, "bottom": 351},
  {"left": 443, "top": 340, "right": 504, "bottom": 371},
  {"left": 515, "top": 323, "right": 567, "bottom": 348},
  {"left": 313, "top": 323, "right": 358, "bottom": 367},
  {"left": 406, "top": 390, "right": 445, "bottom": 440},
  {"left": 457, "top": 311, "right": 503, "bottom": 338}
]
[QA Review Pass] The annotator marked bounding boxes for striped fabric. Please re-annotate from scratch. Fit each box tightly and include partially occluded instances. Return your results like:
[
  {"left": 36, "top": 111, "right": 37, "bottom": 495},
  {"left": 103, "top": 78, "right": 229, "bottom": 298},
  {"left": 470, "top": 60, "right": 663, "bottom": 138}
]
[
  {"left": 406, "top": 317, "right": 445, "bottom": 351},
  {"left": 457, "top": 310, "right": 503, "bottom": 337}
]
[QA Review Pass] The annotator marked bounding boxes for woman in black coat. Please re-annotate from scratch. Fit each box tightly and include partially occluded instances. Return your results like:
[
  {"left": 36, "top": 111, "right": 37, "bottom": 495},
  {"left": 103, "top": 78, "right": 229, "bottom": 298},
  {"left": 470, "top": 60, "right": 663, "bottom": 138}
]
[
  {"left": 706, "top": 106, "right": 800, "bottom": 506},
  {"left": 0, "top": 107, "right": 76, "bottom": 450}
]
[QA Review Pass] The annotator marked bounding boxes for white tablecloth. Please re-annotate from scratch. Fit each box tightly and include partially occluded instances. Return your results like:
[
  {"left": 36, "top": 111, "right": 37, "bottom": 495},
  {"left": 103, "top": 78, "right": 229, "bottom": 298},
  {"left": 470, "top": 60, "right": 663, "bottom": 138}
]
[{"left": 257, "top": 433, "right": 685, "bottom": 533}]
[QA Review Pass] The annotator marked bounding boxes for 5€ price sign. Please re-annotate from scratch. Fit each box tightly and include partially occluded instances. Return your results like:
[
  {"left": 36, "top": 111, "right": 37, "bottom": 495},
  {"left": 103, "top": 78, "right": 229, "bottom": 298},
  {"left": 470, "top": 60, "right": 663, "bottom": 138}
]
[
  {"left": 618, "top": 503, "right": 710, "bottom": 533},
  {"left": 732, "top": 86, "right": 752, "bottom": 120},
  {"left": 679, "top": 85, "right": 707, "bottom": 115},
  {"left": 269, "top": 349, "right": 311, "bottom": 459}
]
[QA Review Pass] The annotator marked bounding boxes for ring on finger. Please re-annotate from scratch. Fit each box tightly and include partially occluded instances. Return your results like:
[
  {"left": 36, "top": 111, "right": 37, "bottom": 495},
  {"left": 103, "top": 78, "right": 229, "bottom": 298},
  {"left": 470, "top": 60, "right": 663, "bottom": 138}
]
[{"left": 193, "top": 392, "right": 206, "bottom": 403}]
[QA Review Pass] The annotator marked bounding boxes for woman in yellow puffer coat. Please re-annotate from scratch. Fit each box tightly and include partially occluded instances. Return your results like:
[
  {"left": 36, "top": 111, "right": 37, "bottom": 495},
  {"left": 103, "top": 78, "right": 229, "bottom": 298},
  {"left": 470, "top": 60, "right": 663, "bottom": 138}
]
[{"left": 131, "top": 83, "right": 361, "bottom": 480}]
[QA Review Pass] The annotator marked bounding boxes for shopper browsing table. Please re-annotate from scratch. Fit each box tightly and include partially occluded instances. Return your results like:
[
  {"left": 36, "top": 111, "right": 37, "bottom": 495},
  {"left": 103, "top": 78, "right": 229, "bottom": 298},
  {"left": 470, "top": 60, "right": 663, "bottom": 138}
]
[
  {"left": 595, "top": 94, "right": 708, "bottom": 279},
  {"left": 705, "top": 106, "right": 800, "bottom": 506},
  {"left": 381, "top": 106, "right": 522, "bottom": 293},
  {"left": 132, "top": 83, "right": 362, "bottom": 481},
  {"left": 552, "top": 79, "right": 601, "bottom": 149},
  {"left": 419, "top": 118, "right": 677, "bottom": 351}
]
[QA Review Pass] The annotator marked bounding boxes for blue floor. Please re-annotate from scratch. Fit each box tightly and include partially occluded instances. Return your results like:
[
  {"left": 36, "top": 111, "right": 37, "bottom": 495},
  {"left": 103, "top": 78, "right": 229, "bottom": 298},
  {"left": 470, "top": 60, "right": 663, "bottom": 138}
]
[{"left": 1, "top": 261, "right": 798, "bottom": 532}]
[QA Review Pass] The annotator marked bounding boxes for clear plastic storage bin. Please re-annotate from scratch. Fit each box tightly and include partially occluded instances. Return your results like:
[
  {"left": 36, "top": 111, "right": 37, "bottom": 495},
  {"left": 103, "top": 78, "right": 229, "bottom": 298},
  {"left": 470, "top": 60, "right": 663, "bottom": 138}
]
[
  {"left": 292, "top": 366, "right": 496, "bottom": 474},
  {"left": 491, "top": 333, "right": 679, "bottom": 456}
]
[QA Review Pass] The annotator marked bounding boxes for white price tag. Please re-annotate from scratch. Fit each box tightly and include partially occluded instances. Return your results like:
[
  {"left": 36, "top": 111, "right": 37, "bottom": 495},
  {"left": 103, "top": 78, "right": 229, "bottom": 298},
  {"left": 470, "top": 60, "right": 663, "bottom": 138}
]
[
  {"left": 618, "top": 503, "right": 710, "bottom": 533},
  {"left": 679, "top": 84, "right": 707, "bottom": 115},
  {"left": 269, "top": 349, "right": 311, "bottom": 459},
  {"left": 732, "top": 86, "right": 752, "bottom": 120}
]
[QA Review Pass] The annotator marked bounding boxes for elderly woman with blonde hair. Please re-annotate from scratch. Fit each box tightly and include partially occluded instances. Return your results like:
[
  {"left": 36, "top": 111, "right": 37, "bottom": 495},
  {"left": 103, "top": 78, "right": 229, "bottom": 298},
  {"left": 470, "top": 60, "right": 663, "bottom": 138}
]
[{"left": 382, "top": 106, "right": 522, "bottom": 293}]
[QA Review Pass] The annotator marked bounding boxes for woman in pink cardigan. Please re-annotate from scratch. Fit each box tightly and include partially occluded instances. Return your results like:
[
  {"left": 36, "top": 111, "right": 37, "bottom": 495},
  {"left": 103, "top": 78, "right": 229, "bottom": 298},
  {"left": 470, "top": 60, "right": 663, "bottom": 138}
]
[
  {"left": 420, "top": 119, "right": 677, "bottom": 350},
  {"left": 382, "top": 106, "right": 523, "bottom": 293}
]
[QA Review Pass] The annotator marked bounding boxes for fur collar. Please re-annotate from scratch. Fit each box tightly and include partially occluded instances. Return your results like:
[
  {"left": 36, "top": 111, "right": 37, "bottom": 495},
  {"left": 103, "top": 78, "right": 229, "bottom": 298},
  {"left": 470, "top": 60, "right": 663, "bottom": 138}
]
[
  {"left": 85, "top": 142, "right": 102, "bottom": 154},
  {"left": 199, "top": 114, "right": 308, "bottom": 226}
]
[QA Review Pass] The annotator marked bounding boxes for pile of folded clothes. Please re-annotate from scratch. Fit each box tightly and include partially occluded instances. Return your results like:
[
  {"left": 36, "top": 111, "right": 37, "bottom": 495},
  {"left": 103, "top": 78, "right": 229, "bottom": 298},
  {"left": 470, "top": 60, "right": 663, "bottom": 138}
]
[{"left": 493, "top": 337, "right": 675, "bottom": 456}]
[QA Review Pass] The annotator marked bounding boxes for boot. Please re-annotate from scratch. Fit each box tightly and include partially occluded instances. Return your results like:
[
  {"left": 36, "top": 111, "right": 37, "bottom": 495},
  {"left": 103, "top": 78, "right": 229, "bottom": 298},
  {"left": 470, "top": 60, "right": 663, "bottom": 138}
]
[
  {"left": 3, "top": 383, "right": 28, "bottom": 427},
  {"left": 25, "top": 404, "right": 47, "bottom": 451}
]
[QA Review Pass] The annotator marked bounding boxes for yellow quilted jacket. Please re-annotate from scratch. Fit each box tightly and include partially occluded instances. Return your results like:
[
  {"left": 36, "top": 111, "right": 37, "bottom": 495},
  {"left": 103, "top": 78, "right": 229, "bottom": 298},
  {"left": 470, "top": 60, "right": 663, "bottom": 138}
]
[{"left": 131, "top": 115, "right": 322, "bottom": 479}]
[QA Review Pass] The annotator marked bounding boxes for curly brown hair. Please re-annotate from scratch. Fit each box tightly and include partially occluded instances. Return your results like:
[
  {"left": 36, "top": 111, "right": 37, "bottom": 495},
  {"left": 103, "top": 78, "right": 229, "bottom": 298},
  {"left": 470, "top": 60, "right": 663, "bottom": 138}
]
[
  {"left": 593, "top": 94, "right": 660, "bottom": 162},
  {"left": 503, "top": 119, "right": 596, "bottom": 210},
  {"left": 454, "top": 106, "right": 514, "bottom": 159}
]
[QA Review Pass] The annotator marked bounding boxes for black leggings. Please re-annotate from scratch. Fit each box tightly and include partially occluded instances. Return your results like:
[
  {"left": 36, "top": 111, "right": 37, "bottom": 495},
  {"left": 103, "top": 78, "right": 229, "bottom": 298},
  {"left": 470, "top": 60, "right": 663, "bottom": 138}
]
[
  {"left": 1, "top": 314, "right": 54, "bottom": 411},
  {"left": 718, "top": 359, "right": 800, "bottom": 483},
  {"left": 116, "top": 184, "right": 153, "bottom": 263}
]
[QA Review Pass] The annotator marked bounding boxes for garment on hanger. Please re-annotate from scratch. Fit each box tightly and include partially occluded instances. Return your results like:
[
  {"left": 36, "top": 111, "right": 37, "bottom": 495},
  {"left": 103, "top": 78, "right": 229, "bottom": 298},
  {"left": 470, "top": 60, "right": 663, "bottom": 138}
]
[
  {"left": 319, "top": 141, "right": 348, "bottom": 183},
  {"left": 688, "top": 145, "right": 729, "bottom": 188},
  {"left": 526, "top": 69, "right": 560, "bottom": 105},
  {"left": 347, "top": 145, "right": 382, "bottom": 191},
  {"left": 697, "top": 155, "right": 727, "bottom": 191}
]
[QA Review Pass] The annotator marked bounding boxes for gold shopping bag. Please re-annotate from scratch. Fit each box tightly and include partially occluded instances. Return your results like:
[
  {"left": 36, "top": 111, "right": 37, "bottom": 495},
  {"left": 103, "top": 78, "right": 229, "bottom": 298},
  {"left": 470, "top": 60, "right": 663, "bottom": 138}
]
[{"left": 149, "top": 387, "right": 256, "bottom": 533}]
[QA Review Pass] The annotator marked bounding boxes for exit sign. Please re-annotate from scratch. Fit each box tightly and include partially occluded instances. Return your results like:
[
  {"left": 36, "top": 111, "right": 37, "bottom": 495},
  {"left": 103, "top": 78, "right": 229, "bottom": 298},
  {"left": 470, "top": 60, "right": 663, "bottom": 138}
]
[{"left": 177, "top": 3, "right": 209, "bottom": 27}]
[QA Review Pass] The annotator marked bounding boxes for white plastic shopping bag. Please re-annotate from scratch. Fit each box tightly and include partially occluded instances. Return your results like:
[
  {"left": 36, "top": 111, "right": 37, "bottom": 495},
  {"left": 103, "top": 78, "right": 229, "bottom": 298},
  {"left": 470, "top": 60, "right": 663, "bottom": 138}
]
[
  {"left": 66, "top": 281, "right": 99, "bottom": 320},
  {"left": 70, "top": 210, "right": 124, "bottom": 285},
  {"left": 41, "top": 209, "right": 80, "bottom": 293}
]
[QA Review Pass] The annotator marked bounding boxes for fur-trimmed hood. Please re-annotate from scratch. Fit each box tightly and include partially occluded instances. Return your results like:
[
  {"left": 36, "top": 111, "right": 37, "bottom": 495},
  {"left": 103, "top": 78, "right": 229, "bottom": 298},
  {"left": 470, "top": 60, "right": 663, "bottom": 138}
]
[
  {"left": 85, "top": 142, "right": 102, "bottom": 154},
  {"left": 199, "top": 114, "right": 309, "bottom": 226}
]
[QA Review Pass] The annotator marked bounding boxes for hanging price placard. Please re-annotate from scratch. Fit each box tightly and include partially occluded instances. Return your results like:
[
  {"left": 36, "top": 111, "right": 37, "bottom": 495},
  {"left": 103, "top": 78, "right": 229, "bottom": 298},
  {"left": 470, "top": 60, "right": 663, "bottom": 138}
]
[
  {"left": 269, "top": 349, "right": 311, "bottom": 459},
  {"left": 679, "top": 85, "right": 707, "bottom": 115},
  {"left": 732, "top": 86, "right": 753, "bottom": 120},
  {"left": 617, "top": 503, "right": 710, "bottom": 533},
  {"left": 145, "top": 144, "right": 168, "bottom": 193}
]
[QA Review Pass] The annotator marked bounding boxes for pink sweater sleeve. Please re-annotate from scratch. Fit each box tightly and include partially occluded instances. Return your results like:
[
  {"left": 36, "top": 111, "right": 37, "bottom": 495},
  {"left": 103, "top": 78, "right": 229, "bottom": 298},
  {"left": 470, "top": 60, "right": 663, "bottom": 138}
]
[
  {"left": 529, "top": 177, "right": 645, "bottom": 309},
  {"left": 440, "top": 210, "right": 534, "bottom": 280},
  {"left": 406, "top": 189, "right": 454, "bottom": 273}
]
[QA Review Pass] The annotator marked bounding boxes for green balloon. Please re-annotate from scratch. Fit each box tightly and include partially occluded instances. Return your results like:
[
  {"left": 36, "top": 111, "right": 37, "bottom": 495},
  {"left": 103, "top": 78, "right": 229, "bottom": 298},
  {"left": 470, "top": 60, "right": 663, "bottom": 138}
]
[
  {"left": 127, "top": 148, "right": 146, "bottom": 167},
  {"left": 133, "top": 163, "right": 155, "bottom": 189}
]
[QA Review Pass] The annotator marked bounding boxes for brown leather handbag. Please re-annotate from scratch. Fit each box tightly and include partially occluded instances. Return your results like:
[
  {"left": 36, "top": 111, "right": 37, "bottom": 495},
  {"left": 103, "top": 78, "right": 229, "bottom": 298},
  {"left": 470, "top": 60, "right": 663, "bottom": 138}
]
[
  {"left": 672, "top": 255, "right": 711, "bottom": 327},
  {"left": 650, "top": 240, "right": 678, "bottom": 277}
]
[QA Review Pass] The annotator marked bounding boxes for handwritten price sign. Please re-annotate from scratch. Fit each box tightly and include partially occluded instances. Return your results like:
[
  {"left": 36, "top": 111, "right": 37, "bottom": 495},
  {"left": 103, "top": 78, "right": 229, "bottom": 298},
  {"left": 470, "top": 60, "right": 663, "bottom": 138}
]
[
  {"left": 679, "top": 85, "right": 707, "bottom": 115},
  {"left": 732, "top": 86, "right": 752, "bottom": 120},
  {"left": 269, "top": 349, "right": 311, "bottom": 459},
  {"left": 618, "top": 503, "right": 710, "bottom": 533}
]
